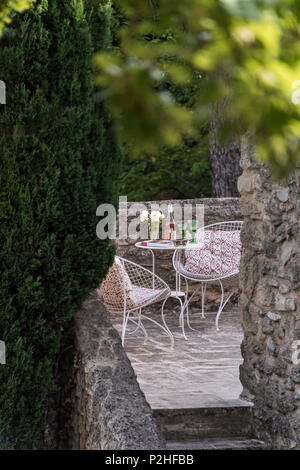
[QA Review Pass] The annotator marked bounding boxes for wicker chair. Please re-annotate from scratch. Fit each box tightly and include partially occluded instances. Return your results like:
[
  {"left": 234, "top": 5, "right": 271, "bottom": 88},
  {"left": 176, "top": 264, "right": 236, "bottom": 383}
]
[
  {"left": 100, "top": 256, "right": 173, "bottom": 348},
  {"left": 173, "top": 221, "right": 243, "bottom": 333}
]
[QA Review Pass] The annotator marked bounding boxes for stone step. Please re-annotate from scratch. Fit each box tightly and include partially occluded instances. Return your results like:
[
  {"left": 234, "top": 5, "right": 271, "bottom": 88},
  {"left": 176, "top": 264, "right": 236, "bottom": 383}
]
[
  {"left": 154, "top": 403, "right": 254, "bottom": 441},
  {"left": 166, "top": 437, "right": 267, "bottom": 450}
]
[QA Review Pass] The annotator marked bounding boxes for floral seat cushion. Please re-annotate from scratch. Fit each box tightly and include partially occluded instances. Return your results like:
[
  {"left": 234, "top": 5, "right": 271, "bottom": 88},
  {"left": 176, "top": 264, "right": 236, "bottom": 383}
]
[
  {"left": 184, "top": 230, "right": 241, "bottom": 276},
  {"left": 131, "top": 285, "right": 169, "bottom": 308}
]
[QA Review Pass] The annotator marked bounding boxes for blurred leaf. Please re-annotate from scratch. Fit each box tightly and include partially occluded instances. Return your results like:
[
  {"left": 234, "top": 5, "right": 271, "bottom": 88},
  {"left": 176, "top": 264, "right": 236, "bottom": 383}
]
[
  {"left": 95, "top": 0, "right": 300, "bottom": 178},
  {"left": 0, "top": 0, "right": 35, "bottom": 32}
]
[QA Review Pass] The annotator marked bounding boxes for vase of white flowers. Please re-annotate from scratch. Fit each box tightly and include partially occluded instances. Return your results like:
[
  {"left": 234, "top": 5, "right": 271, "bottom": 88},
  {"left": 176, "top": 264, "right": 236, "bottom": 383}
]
[{"left": 140, "top": 210, "right": 164, "bottom": 239}]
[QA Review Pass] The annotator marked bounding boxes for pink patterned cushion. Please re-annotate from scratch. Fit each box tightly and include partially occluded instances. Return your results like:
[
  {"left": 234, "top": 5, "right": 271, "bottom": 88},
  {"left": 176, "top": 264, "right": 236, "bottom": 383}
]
[
  {"left": 131, "top": 285, "right": 168, "bottom": 307},
  {"left": 100, "top": 257, "right": 136, "bottom": 311},
  {"left": 184, "top": 230, "right": 241, "bottom": 276}
]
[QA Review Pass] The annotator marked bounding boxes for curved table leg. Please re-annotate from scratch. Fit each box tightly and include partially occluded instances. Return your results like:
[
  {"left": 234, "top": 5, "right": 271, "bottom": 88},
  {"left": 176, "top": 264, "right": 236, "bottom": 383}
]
[
  {"left": 215, "top": 280, "right": 234, "bottom": 330},
  {"left": 162, "top": 295, "right": 187, "bottom": 341},
  {"left": 150, "top": 248, "right": 155, "bottom": 289}
]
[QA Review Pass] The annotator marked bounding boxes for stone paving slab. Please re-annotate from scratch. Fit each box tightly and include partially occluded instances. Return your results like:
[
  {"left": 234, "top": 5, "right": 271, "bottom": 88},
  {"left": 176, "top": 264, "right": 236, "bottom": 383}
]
[{"left": 112, "top": 305, "right": 245, "bottom": 410}]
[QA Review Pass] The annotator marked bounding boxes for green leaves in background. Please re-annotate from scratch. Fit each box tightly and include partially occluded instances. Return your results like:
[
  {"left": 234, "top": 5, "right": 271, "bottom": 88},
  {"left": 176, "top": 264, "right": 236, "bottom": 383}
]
[
  {"left": 120, "top": 135, "right": 211, "bottom": 202},
  {"left": 0, "top": 0, "right": 35, "bottom": 31},
  {"left": 95, "top": 0, "right": 300, "bottom": 178}
]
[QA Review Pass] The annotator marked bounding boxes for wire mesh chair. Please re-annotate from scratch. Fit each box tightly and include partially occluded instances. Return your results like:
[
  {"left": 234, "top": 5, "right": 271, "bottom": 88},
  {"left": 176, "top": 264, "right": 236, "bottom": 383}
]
[
  {"left": 173, "top": 221, "right": 243, "bottom": 332},
  {"left": 100, "top": 256, "right": 173, "bottom": 348}
]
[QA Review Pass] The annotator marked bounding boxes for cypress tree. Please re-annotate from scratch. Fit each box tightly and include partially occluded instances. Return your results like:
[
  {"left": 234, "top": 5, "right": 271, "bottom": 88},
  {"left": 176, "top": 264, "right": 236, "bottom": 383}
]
[{"left": 0, "top": 0, "right": 121, "bottom": 449}]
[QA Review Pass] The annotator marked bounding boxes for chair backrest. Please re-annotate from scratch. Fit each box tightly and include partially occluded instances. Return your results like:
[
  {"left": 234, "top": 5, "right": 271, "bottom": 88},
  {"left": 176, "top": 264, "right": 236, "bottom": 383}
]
[
  {"left": 196, "top": 220, "right": 243, "bottom": 238},
  {"left": 118, "top": 256, "right": 170, "bottom": 292},
  {"left": 99, "top": 256, "right": 136, "bottom": 313},
  {"left": 100, "top": 256, "right": 170, "bottom": 313},
  {"left": 174, "top": 221, "right": 243, "bottom": 279}
]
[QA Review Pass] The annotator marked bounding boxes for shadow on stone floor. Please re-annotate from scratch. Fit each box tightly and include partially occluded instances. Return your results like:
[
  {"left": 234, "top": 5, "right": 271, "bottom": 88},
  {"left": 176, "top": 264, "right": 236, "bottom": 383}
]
[{"left": 112, "top": 302, "right": 248, "bottom": 410}]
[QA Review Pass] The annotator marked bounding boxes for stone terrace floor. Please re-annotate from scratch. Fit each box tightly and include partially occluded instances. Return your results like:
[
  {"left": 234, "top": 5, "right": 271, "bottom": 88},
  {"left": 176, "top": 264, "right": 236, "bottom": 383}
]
[{"left": 113, "top": 303, "right": 250, "bottom": 410}]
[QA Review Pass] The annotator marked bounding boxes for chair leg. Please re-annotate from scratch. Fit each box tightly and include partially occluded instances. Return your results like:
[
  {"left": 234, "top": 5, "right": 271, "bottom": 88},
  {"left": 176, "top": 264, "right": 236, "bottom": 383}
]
[
  {"left": 179, "top": 303, "right": 187, "bottom": 340},
  {"left": 128, "top": 308, "right": 142, "bottom": 334},
  {"left": 182, "top": 284, "right": 202, "bottom": 333},
  {"left": 215, "top": 281, "right": 234, "bottom": 331},
  {"left": 186, "top": 299, "right": 197, "bottom": 332},
  {"left": 141, "top": 313, "right": 174, "bottom": 349},
  {"left": 201, "top": 282, "right": 207, "bottom": 318},
  {"left": 137, "top": 317, "right": 149, "bottom": 345},
  {"left": 183, "top": 278, "right": 194, "bottom": 332},
  {"left": 161, "top": 298, "right": 176, "bottom": 341},
  {"left": 128, "top": 313, "right": 149, "bottom": 344},
  {"left": 122, "top": 311, "right": 131, "bottom": 346},
  {"left": 181, "top": 278, "right": 190, "bottom": 337}
]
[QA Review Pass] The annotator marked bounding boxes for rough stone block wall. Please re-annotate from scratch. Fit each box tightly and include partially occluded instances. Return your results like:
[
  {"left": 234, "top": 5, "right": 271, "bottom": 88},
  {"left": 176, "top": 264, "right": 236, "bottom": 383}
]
[
  {"left": 70, "top": 291, "right": 165, "bottom": 450},
  {"left": 238, "top": 138, "right": 300, "bottom": 449}
]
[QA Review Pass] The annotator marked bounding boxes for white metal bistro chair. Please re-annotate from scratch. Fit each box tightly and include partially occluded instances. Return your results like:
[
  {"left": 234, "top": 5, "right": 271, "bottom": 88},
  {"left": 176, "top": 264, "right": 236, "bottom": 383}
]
[
  {"left": 173, "top": 221, "right": 243, "bottom": 332},
  {"left": 99, "top": 256, "right": 174, "bottom": 348}
]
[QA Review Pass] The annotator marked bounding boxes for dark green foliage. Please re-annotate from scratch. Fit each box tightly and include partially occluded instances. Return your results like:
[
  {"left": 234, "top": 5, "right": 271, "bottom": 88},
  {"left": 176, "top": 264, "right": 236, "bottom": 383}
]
[
  {"left": 111, "top": 6, "right": 212, "bottom": 201},
  {"left": 0, "top": 0, "right": 121, "bottom": 448},
  {"left": 120, "top": 79, "right": 211, "bottom": 202},
  {"left": 97, "top": 1, "right": 300, "bottom": 178},
  {"left": 120, "top": 135, "right": 211, "bottom": 202}
]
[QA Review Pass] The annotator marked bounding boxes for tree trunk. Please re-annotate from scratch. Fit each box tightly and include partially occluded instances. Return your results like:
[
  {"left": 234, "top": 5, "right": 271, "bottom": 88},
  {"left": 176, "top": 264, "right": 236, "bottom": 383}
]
[{"left": 209, "top": 100, "right": 242, "bottom": 197}]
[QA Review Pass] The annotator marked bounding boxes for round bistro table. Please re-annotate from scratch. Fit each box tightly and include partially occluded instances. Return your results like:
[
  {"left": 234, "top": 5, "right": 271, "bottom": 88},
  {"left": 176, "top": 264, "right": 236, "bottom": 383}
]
[{"left": 135, "top": 240, "right": 203, "bottom": 339}]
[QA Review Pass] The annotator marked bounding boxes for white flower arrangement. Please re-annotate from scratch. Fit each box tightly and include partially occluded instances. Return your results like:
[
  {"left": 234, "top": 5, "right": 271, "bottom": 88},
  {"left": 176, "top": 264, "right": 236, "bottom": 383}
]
[
  {"left": 140, "top": 210, "right": 165, "bottom": 239},
  {"left": 150, "top": 210, "right": 164, "bottom": 222},
  {"left": 140, "top": 210, "right": 149, "bottom": 222},
  {"left": 140, "top": 210, "right": 164, "bottom": 223}
]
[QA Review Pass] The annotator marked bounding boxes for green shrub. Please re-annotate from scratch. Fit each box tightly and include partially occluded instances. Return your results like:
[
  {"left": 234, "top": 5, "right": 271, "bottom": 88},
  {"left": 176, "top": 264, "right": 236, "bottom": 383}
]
[{"left": 0, "top": 0, "right": 121, "bottom": 449}]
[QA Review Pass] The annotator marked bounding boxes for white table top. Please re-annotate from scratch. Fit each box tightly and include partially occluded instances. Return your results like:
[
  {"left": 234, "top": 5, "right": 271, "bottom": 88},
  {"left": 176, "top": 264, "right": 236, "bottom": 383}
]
[{"left": 135, "top": 240, "right": 203, "bottom": 250}]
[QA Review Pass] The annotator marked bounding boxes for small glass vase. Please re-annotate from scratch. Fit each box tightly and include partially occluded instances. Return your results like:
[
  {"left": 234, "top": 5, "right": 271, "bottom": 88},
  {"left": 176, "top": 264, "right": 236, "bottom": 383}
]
[
  {"left": 187, "top": 220, "right": 198, "bottom": 243},
  {"left": 178, "top": 224, "right": 187, "bottom": 244},
  {"left": 150, "top": 221, "right": 160, "bottom": 240}
]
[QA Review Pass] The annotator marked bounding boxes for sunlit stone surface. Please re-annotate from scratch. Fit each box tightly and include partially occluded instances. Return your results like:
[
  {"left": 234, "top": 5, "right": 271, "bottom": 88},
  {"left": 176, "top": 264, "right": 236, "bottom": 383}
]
[{"left": 113, "top": 304, "right": 245, "bottom": 409}]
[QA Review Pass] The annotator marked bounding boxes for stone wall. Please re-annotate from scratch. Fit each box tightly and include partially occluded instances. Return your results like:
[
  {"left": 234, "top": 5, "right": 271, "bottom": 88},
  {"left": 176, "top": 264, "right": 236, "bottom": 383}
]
[
  {"left": 70, "top": 291, "right": 165, "bottom": 450},
  {"left": 238, "top": 138, "right": 300, "bottom": 449},
  {"left": 116, "top": 198, "right": 241, "bottom": 293}
]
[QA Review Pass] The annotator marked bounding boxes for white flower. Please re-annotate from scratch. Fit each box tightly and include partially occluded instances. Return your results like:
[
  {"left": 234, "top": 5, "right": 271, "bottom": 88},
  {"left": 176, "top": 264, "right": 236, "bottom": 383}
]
[
  {"left": 168, "top": 204, "right": 173, "bottom": 213},
  {"left": 150, "top": 210, "right": 162, "bottom": 222},
  {"left": 140, "top": 210, "right": 149, "bottom": 222}
]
